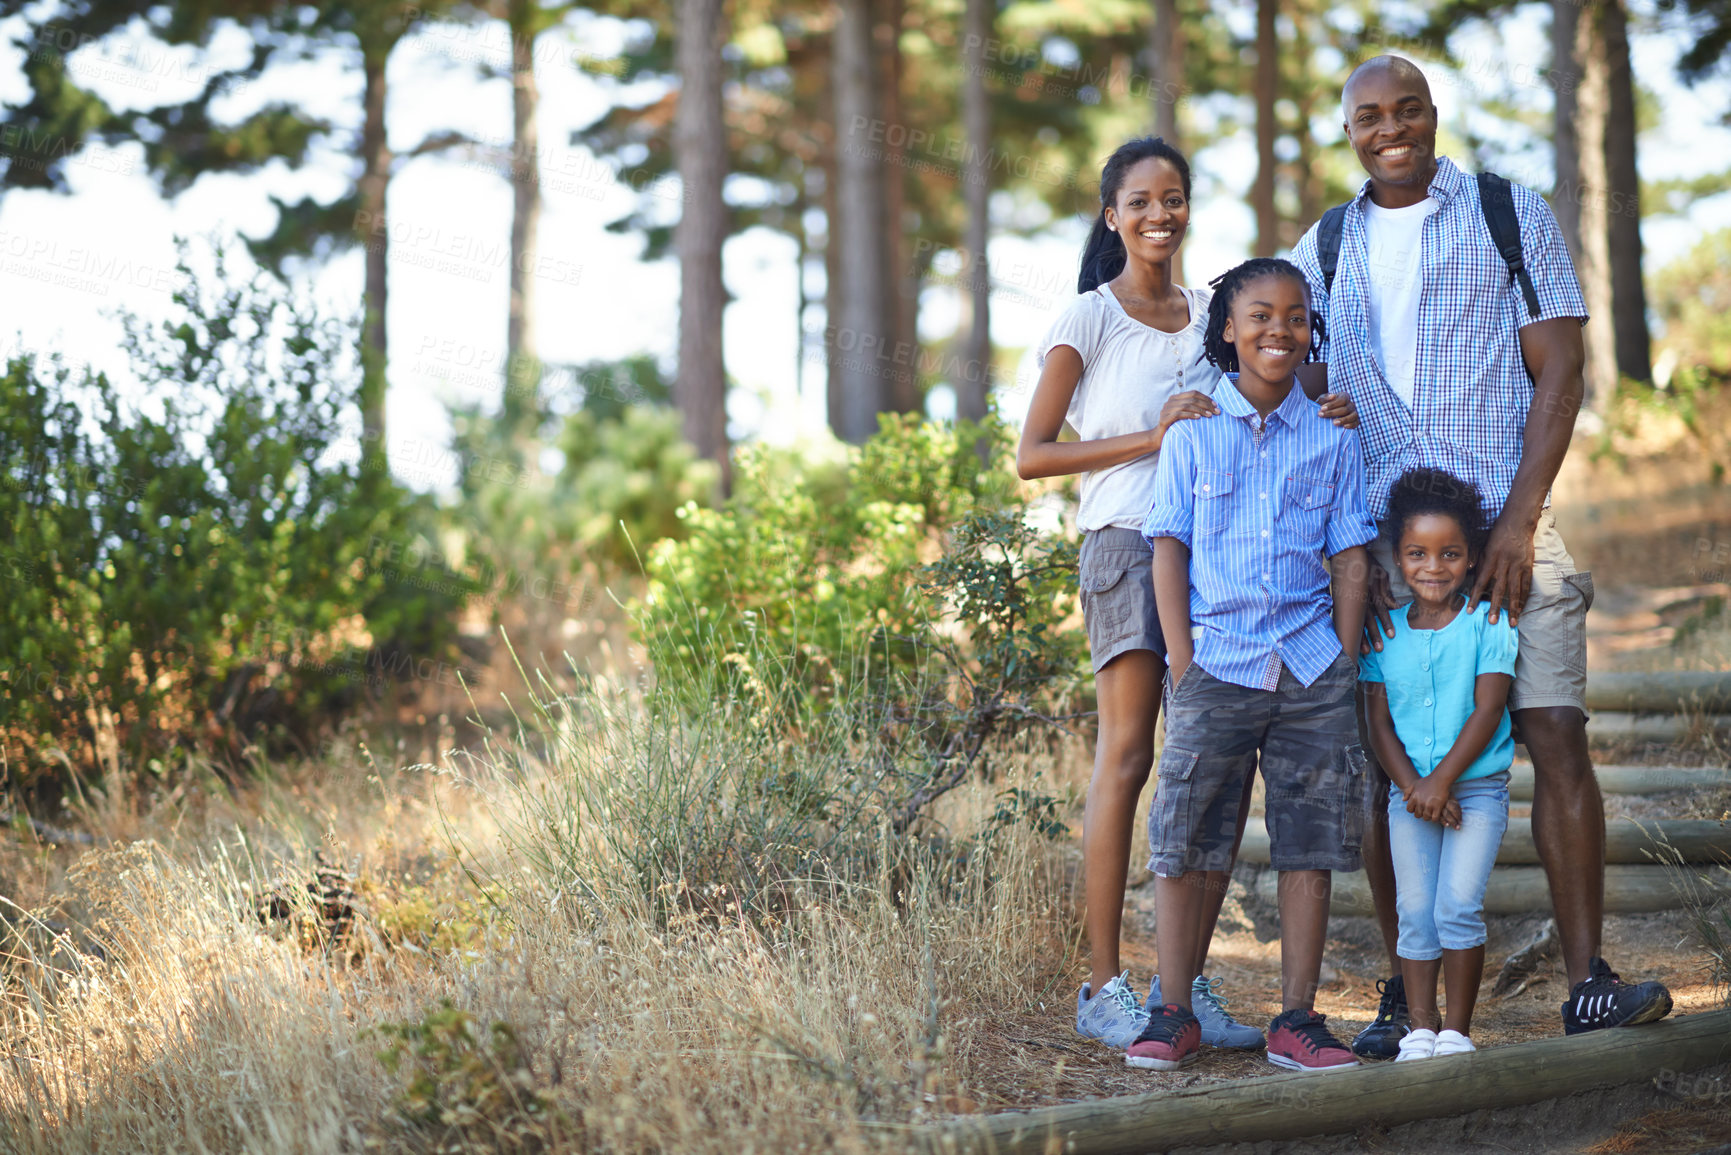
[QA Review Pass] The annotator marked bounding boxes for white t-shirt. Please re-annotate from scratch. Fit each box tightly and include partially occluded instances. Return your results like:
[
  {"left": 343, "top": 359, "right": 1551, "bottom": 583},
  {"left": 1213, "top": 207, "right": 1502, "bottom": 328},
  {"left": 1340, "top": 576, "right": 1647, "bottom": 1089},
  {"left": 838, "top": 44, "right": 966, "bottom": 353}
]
[
  {"left": 1363, "top": 196, "right": 1440, "bottom": 409},
  {"left": 1034, "top": 283, "right": 1218, "bottom": 533}
]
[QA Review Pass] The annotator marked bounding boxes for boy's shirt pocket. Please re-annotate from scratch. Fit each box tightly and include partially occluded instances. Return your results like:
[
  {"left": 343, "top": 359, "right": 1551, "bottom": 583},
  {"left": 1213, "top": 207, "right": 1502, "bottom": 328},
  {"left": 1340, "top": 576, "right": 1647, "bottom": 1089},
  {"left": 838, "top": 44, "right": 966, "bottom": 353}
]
[
  {"left": 1279, "top": 473, "right": 1334, "bottom": 548},
  {"left": 1193, "top": 470, "right": 1234, "bottom": 536}
]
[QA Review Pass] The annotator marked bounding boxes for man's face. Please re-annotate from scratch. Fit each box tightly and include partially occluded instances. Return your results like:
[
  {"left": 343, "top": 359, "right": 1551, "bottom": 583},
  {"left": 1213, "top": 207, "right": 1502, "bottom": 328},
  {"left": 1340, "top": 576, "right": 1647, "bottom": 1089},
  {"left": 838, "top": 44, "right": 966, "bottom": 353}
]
[{"left": 1342, "top": 68, "right": 1438, "bottom": 189}]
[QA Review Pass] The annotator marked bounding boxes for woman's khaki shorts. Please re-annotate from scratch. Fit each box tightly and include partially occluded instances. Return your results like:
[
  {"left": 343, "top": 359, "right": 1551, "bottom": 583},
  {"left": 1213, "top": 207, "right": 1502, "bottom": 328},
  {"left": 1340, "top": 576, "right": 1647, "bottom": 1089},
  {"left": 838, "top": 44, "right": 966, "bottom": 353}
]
[
  {"left": 1078, "top": 528, "right": 1166, "bottom": 673},
  {"left": 1369, "top": 510, "right": 1592, "bottom": 713}
]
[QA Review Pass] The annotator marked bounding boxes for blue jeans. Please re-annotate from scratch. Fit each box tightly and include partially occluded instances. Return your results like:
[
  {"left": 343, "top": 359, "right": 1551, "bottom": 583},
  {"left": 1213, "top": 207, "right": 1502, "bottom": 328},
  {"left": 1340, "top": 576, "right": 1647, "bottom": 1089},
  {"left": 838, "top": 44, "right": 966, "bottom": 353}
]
[{"left": 1386, "top": 772, "right": 1510, "bottom": 960}]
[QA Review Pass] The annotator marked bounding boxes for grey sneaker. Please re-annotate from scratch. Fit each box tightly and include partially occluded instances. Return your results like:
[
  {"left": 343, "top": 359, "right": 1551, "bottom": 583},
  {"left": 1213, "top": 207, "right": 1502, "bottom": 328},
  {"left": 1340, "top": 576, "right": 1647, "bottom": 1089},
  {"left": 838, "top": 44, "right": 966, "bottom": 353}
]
[
  {"left": 1076, "top": 971, "right": 1149, "bottom": 1049},
  {"left": 1191, "top": 975, "right": 1266, "bottom": 1050}
]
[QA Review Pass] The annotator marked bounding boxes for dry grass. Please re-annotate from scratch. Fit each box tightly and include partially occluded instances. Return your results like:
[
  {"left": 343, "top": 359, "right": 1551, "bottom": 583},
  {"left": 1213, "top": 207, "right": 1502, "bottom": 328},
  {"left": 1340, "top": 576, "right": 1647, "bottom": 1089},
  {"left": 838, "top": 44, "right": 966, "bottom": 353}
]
[{"left": 0, "top": 682, "right": 1077, "bottom": 1154}]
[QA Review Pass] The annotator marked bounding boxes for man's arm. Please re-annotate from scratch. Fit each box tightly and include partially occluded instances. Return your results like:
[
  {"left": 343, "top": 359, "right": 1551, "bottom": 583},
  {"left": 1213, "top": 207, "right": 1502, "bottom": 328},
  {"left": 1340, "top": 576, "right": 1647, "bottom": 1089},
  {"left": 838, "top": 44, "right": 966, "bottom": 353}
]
[{"left": 1468, "top": 317, "right": 1585, "bottom": 624}]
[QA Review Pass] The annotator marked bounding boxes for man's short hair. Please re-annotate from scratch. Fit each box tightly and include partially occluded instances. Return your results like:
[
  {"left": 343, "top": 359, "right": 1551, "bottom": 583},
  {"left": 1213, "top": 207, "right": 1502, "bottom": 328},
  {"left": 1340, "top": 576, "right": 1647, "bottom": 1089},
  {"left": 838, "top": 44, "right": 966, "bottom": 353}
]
[{"left": 1342, "top": 55, "right": 1433, "bottom": 122}]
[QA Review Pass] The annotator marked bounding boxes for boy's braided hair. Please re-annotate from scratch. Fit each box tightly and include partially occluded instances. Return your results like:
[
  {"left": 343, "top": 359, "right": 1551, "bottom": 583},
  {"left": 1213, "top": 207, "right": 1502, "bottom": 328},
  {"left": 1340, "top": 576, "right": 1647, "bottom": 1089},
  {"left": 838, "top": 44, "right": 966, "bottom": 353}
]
[
  {"left": 1203, "top": 257, "right": 1326, "bottom": 373},
  {"left": 1385, "top": 467, "right": 1491, "bottom": 561}
]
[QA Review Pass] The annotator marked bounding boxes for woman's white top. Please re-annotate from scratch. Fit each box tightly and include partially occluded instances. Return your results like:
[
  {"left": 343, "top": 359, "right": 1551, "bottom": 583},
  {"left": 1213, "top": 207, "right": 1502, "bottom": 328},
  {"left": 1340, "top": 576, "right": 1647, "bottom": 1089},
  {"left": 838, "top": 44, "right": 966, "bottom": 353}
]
[{"left": 1035, "top": 283, "right": 1219, "bottom": 533}]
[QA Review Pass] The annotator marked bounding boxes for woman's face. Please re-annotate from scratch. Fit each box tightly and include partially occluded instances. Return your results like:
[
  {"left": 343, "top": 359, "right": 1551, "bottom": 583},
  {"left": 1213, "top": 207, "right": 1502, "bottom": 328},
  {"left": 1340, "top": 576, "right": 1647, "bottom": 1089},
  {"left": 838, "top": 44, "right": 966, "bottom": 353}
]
[{"left": 1103, "top": 157, "right": 1188, "bottom": 267}]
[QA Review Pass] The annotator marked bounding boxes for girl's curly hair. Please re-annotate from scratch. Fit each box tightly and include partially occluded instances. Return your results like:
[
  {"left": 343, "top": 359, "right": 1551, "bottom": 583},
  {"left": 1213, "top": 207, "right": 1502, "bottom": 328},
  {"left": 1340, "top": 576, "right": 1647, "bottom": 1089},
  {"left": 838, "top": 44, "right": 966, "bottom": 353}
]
[
  {"left": 1202, "top": 257, "right": 1326, "bottom": 373},
  {"left": 1385, "top": 467, "right": 1491, "bottom": 561}
]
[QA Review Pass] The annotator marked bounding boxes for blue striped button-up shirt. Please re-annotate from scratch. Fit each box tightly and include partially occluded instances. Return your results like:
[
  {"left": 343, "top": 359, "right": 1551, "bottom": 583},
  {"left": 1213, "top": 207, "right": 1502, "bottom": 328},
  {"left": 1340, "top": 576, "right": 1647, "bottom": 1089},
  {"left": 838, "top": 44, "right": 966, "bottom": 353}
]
[
  {"left": 1290, "top": 157, "right": 1588, "bottom": 519},
  {"left": 1143, "top": 380, "right": 1378, "bottom": 690}
]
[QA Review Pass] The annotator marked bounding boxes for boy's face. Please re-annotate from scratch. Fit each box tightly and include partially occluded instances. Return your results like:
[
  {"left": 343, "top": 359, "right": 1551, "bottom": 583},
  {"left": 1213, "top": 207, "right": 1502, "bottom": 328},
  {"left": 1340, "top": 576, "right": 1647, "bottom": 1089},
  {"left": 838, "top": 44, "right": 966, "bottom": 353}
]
[
  {"left": 1397, "top": 513, "right": 1472, "bottom": 607},
  {"left": 1222, "top": 274, "right": 1311, "bottom": 383}
]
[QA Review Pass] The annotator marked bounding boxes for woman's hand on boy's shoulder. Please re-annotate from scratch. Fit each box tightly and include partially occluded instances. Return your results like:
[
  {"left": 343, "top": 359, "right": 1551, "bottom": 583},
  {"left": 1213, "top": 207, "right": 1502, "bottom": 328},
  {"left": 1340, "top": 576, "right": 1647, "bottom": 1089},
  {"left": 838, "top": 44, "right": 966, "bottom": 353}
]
[{"left": 1156, "top": 389, "right": 1220, "bottom": 440}]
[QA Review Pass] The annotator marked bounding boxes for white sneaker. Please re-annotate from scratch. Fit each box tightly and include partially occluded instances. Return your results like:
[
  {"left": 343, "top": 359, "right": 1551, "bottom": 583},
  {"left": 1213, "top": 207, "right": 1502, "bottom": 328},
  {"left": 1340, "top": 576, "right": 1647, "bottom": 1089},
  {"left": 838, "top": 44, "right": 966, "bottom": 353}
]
[
  {"left": 1433, "top": 1029, "right": 1476, "bottom": 1056},
  {"left": 1395, "top": 1028, "right": 1437, "bottom": 1061}
]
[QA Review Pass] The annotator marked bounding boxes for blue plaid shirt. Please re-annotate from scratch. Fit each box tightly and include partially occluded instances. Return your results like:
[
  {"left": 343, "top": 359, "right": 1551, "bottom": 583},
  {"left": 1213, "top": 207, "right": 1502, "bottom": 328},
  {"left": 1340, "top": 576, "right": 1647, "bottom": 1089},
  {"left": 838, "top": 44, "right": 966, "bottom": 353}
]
[
  {"left": 1143, "top": 380, "right": 1378, "bottom": 691},
  {"left": 1290, "top": 157, "right": 1588, "bottom": 519}
]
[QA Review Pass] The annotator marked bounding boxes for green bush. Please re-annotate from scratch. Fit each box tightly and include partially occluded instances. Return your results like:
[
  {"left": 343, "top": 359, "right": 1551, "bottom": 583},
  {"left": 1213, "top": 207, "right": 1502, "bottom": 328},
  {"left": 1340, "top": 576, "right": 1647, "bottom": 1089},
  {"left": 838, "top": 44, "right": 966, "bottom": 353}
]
[
  {"left": 0, "top": 248, "right": 465, "bottom": 787},
  {"left": 636, "top": 412, "right": 1032, "bottom": 684},
  {"left": 441, "top": 356, "right": 719, "bottom": 613}
]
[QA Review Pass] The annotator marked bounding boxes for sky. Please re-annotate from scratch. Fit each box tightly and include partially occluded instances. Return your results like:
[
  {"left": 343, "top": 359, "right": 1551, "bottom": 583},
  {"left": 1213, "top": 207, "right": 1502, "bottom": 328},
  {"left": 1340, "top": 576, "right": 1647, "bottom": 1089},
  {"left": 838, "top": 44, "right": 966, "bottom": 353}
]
[{"left": 0, "top": 4, "right": 1728, "bottom": 493}]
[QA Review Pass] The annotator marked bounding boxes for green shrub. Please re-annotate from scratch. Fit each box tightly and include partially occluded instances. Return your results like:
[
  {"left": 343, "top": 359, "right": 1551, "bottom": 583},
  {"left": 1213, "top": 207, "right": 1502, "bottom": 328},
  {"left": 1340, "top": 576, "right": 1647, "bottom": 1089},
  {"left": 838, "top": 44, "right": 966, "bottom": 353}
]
[
  {"left": 441, "top": 357, "right": 719, "bottom": 615},
  {"left": 373, "top": 1000, "right": 564, "bottom": 1153},
  {"left": 636, "top": 412, "right": 1033, "bottom": 686},
  {"left": 0, "top": 248, "right": 467, "bottom": 787}
]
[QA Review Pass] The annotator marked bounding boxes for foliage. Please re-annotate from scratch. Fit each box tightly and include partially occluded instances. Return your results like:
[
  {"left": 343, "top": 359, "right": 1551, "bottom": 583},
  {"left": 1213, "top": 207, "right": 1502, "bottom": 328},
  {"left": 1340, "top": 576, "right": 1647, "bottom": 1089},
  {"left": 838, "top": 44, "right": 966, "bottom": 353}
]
[
  {"left": 637, "top": 412, "right": 1030, "bottom": 680},
  {"left": 442, "top": 355, "right": 719, "bottom": 620},
  {"left": 373, "top": 1000, "right": 565, "bottom": 1153},
  {"left": 564, "top": 412, "right": 1087, "bottom": 916},
  {"left": 1654, "top": 228, "right": 1731, "bottom": 375},
  {"left": 0, "top": 248, "right": 467, "bottom": 788}
]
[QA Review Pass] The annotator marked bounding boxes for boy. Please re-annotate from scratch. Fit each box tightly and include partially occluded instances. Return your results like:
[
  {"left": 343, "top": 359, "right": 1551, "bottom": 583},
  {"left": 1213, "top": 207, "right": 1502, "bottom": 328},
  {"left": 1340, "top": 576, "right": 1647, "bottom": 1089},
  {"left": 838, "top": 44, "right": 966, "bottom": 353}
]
[{"left": 1128, "top": 258, "right": 1376, "bottom": 1072}]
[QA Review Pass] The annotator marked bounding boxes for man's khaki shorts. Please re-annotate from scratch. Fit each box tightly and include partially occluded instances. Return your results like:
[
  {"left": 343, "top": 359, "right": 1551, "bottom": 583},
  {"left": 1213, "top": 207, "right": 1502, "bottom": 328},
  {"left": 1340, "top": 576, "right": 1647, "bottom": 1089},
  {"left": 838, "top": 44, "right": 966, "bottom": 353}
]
[{"left": 1368, "top": 510, "right": 1593, "bottom": 714}]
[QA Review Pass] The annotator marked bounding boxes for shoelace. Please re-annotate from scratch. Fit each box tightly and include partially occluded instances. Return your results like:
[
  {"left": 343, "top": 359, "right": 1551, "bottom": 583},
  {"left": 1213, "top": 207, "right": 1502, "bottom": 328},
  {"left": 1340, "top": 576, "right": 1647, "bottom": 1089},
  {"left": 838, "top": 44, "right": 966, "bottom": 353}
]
[
  {"left": 1373, "top": 978, "right": 1404, "bottom": 1023},
  {"left": 1138, "top": 1007, "right": 1193, "bottom": 1044},
  {"left": 1193, "top": 977, "right": 1237, "bottom": 1020},
  {"left": 1281, "top": 1013, "right": 1343, "bottom": 1054},
  {"left": 1107, "top": 979, "right": 1145, "bottom": 1020}
]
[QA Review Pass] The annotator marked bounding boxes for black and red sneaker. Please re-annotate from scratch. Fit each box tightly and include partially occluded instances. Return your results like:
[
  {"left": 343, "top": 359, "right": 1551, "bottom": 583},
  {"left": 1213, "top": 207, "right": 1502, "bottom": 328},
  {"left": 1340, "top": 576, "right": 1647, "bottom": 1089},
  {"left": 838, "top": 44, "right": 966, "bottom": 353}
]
[
  {"left": 1125, "top": 1003, "right": 1201, "bottom": 1070},
  {"left": 1267, "top": 1008, "right": 1358, "bottom": 1072},
  {"left": 1562, "top": 957, "right": 1673, "bottom": 1035}
]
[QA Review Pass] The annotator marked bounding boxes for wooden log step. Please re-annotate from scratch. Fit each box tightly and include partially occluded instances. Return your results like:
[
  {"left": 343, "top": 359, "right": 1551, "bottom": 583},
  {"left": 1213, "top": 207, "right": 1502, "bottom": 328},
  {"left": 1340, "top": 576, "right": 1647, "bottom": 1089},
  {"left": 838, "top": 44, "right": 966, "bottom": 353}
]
[
  {"left": 1237, "top": 816, "right": 1731, "bottom": 866},
  {"left": 928, "top": 1010, "right": 1731, "bottom": 1155},
  {"left": 1503, "top": 763, "right": 1725, "bottom": 801},
  {"left": 1587, "top": 712, "right": 1731, "bottom": 742},
  {"left": 1585, "top": 672, "right": 1731, "bottom": 714},
  {"left": 1248, "top": 863, "right": 1731, "bottom": 917}
]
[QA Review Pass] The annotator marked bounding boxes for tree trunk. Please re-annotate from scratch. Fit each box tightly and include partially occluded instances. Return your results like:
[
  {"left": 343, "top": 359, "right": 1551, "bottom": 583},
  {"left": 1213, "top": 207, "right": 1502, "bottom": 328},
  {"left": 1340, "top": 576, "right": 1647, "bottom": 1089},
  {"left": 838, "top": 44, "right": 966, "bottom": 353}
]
[
  {"left": 830, "top": 0, "right": 888, "bottom": 443},
  {"left": 1251, "top": 0, "right": 1278, "bottom": 258},
  {"left": 358, "top": 53, "right": 391, "bottom": 459},
  {"left": 1148, "top": 0, "right": 1185, "bottom": 280},
  {"left": 504, "top": 0, "right": 542, "bottom": 442},
  {"left": 876, "top": 0, "right": 919, "bottom": 414},
  {"left": 1603, "top": 0, "right": 1650, "bottom": 382},
  {"left": 1553, "top": 0, "right": 1616, "bottom": 409},
  {"left": 956, "top": 0, "right": 991, "bottom": 424},
  {"left": 675, "top": 0, "right": 731, "bottom": 486}
]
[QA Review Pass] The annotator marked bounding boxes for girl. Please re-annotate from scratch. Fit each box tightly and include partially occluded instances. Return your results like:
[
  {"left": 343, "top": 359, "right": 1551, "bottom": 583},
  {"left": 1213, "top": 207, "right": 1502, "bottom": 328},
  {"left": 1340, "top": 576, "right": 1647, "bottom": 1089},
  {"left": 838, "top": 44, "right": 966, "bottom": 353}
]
[
  {"left": 1016, "top": 138, "right": 1356, "bottom": 1053},
  {"left": 1359, "top": 467, "right": 1519, "bottom": 1060}
]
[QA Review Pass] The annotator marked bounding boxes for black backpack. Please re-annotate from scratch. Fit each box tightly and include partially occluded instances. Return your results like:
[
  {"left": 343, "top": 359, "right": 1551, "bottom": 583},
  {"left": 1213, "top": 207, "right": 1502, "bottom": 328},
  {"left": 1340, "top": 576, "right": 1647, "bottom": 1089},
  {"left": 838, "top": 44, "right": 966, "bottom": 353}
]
[{"left": 1316, "top": 170, "right": 1542, "bottom": 319}]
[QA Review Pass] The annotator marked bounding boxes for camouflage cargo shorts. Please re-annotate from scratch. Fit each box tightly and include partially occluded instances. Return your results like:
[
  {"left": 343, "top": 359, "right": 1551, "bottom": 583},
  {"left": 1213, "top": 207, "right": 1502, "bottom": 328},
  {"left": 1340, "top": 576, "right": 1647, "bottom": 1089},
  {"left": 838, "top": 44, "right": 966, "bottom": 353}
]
[{"left": 1148, "top": 649, "right": 1372, "bottom": 877}]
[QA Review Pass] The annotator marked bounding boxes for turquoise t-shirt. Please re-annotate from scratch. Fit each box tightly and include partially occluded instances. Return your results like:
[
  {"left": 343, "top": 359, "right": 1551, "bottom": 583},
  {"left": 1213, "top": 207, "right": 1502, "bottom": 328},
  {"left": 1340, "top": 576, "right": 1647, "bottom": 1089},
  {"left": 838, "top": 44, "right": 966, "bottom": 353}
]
[{"left": 1358, "top": 600, "right": 1519, "bottom": 781}]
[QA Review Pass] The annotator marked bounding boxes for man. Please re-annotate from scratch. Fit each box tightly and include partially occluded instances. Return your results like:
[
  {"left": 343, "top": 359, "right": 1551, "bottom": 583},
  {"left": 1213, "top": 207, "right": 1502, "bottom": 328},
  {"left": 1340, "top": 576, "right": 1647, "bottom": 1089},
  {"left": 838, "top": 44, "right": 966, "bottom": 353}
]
[{"left": 1290, "top": 55, "right": 1673, "bottom": 1055}]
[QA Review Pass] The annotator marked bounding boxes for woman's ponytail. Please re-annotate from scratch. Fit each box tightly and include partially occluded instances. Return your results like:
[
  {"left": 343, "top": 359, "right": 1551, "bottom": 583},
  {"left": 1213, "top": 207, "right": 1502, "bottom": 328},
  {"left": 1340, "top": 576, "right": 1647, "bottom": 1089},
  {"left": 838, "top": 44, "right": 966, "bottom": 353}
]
[{"left": 1077, "top": 213, "right": 1125, "bottom": 293}]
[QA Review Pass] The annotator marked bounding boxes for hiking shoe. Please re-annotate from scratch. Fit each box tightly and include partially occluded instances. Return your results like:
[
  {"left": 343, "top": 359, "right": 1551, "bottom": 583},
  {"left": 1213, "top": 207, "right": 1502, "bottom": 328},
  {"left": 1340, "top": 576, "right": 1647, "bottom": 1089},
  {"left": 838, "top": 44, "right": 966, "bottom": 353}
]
[
  {"left": 1394, "top": 1027, "right": 1437, "bottom": 1062},
  {"left": 1266, "top": 1008, "right": 1359, "bottom": 1072},
  {"left": 1191, "top": 975, "right": 1266, "bottom": 1050},
  {"left": 1126, "top": 1003, "right": 1202, "bottom": 1070},
  {"left": 1433, "top": 1028, "right": 1475, "bottom": 1056},
  {"left": 1561, "top": 957, "right": 1673, "bottom": 1035},
  {"left": 1076, "top": 971, "right": 1149, "bottom": 1049},
  {"left": 1351, "top": 974, "right": 1411, "bottom": 1060}
]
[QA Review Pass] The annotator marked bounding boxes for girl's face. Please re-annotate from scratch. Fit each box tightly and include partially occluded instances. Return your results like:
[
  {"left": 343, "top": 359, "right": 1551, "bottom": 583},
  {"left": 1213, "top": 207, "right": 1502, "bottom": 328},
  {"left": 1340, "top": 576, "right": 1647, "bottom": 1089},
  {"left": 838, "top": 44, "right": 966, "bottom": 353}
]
[
  {"left": 1103, "top": 157, "right": 1189, "bottom": 266},
  {"left": 1221, "top": 274, "right": 1312, "bottom": 384},
  {"left": 1397, "top": 512, "right": 1473, "bottom": 609}
]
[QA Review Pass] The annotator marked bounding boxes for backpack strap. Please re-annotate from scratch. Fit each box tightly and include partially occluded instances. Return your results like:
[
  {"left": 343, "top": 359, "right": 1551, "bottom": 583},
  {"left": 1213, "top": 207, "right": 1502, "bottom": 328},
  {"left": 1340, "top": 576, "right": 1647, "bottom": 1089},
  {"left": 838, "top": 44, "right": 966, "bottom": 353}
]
[
  {"left": 1476, "top": 170, "right": 1542, "bottom": 319},
  {"left": 1317, "top": 202, "right": 1350, "bottom": 295}
]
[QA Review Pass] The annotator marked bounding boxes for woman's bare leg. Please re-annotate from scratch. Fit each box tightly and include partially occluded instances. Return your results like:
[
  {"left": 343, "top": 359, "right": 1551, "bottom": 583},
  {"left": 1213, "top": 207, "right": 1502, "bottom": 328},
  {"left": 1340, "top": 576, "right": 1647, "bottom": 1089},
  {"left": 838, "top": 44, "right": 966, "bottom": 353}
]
[{"left": 1085, "top": 650, "right": 1163, "bottom": 992}]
